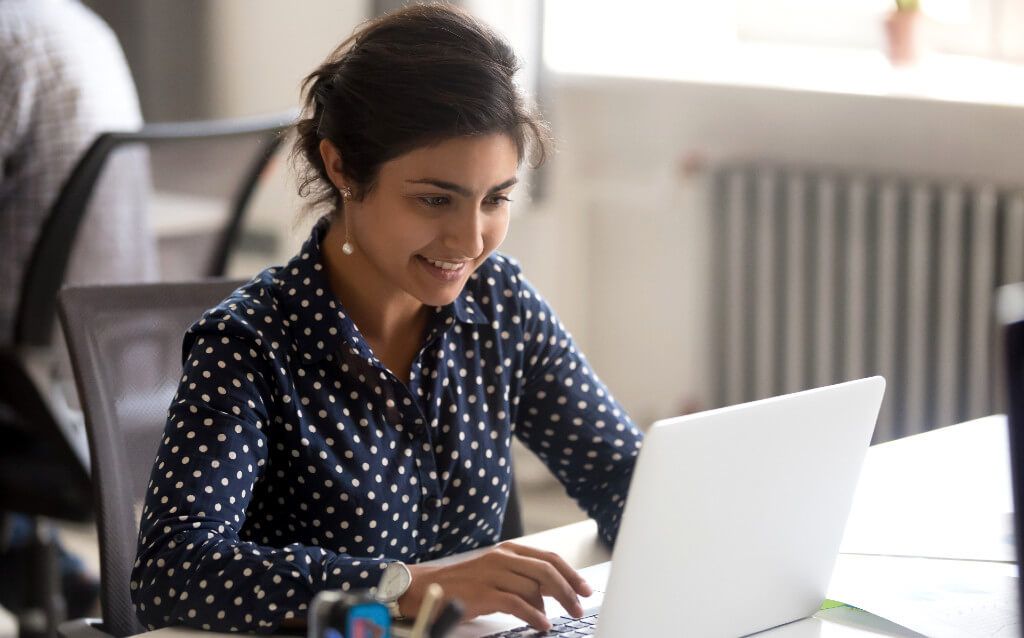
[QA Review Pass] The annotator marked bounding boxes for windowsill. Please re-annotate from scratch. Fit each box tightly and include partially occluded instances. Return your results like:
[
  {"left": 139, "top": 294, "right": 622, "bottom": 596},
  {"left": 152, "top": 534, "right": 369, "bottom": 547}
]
[{"left": 549, "top": 43, "right": 1024, "bottom": 109}]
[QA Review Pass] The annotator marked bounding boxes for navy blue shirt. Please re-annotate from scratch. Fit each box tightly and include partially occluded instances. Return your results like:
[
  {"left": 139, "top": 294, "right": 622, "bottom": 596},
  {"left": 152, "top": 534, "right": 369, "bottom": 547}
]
[{"left": 132, "top": 218, "right": 643, "bottom": 632}]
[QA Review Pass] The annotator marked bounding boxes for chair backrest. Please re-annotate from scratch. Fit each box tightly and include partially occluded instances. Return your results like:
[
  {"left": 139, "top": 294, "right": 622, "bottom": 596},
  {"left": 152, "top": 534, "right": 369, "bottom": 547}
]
[
  {"left": 59, "top": 280, "right": 243, "bottom": 637},
  {"left": 18, "top": 112, "right": 294, "bottom": 348}
]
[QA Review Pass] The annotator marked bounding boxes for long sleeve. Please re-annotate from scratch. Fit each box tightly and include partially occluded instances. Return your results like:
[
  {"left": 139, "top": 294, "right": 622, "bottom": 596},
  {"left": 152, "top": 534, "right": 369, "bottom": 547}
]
[
  {"left": 131, "top": 311, "right": 394, "bottom": 633},
  {"left": 510, "top": 270, "right": 644, "bottom": 546}
]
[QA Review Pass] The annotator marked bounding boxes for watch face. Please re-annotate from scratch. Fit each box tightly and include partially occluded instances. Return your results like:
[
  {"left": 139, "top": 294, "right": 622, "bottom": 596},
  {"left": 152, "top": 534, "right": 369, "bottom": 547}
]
[{"left": 377, "top": 562, "right": 411, "bottom": 602}]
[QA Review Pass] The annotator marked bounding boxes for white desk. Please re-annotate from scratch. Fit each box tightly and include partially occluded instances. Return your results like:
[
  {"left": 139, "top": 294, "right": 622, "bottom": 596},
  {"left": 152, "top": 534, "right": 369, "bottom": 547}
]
[
  {"left": 135, "top": 416, "right": 1016, "bottom": 638},
  {"left": 826, "top": 415, "right": 1018, "bottom": 637}
]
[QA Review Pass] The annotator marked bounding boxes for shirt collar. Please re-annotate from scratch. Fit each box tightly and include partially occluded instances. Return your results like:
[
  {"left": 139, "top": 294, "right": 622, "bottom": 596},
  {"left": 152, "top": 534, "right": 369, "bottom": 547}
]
[
  {"left": 277, "top": 217, "right": 488, "bottom": 366},
  {"left": 442, "top": 280, "right": 489, "bottom": 326}
]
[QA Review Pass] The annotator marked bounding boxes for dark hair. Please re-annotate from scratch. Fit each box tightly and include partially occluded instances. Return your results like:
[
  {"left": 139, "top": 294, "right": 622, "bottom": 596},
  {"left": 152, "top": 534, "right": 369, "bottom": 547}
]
[{"left": 293, "top": 2, "right": 550, "bottom": 214}]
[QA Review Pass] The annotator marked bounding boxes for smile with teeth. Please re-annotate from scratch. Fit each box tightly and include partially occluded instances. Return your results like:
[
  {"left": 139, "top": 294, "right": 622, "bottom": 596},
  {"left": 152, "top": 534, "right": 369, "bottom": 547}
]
[{"left": 423, "top": 257, "right": 466, "bottom": 271}]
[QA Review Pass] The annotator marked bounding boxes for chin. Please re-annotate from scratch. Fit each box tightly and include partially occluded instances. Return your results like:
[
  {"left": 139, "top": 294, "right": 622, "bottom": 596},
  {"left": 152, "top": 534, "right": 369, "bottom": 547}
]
[
  {"left": 408, "top": 260, "right": 474, "bottom": 307},
  {"left": 416, "top": 288, "right": 463, "bottom": 308}
]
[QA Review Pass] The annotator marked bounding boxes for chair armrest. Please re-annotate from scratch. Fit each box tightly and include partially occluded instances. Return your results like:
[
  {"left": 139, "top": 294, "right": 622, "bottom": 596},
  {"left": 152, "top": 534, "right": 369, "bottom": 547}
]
[{"left": 58, "top": 618, "right": 112, "bottom": 638}]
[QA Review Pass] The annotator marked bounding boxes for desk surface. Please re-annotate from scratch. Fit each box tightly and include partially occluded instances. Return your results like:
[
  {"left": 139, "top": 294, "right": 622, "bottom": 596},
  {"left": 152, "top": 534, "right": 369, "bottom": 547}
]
[
  {"left": 840, "top": 414, "right": 1013, "bottom": 563},
  {"left": 134, "top": 416, "right": 1014, "bottom": 638}
]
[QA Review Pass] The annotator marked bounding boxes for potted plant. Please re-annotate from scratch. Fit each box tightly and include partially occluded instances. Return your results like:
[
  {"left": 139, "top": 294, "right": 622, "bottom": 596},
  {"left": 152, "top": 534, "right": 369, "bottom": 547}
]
[{"left": 885, "top": 0, "right": 925, "bottom": 65}]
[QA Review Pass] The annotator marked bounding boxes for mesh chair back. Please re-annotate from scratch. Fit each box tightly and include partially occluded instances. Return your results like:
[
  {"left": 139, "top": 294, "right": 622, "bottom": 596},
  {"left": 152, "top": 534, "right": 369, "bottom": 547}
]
[
  {"left": 19, "top": 112, "right": 293, "bottom": 348},
  {"left": 59, "top": 280, "right": 243, "bottom": 637},
  {"left": 139, "top": 126, "right": 283, "bottom": 279}
]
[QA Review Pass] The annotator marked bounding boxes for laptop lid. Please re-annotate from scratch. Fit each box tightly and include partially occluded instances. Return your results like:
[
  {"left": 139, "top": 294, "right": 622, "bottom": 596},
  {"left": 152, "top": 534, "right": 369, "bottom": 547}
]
[
  {"left": 597, "top": 377, "right": 885, "bottom": 638},
  {"left": 997, "top": 284, "right": 1024, "bottom": 633}
]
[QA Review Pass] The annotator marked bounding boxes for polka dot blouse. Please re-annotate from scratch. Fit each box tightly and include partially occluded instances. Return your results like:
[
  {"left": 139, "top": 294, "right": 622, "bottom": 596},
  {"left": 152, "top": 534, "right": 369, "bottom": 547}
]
[{"left": 131, "top": 218, "right": 644, "bottom": 632}]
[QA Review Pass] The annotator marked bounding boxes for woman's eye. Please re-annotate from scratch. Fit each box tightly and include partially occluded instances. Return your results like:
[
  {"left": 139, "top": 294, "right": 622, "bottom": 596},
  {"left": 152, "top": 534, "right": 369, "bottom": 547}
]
[
  {"left": 419, "top": 196, "right": 449, "bottom": 207},
  {"left": 484, "top": 195, "right": 512, "bottom": 207}
]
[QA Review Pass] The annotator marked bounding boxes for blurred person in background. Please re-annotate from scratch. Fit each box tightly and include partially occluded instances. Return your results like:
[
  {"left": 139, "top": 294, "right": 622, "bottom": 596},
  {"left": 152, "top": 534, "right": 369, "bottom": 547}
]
[
  {"left": 0, "top": 0, "right": 157, "bottom": 620},
  {"left": 131, "top": 3, "right": 642, "bottom": 633}
]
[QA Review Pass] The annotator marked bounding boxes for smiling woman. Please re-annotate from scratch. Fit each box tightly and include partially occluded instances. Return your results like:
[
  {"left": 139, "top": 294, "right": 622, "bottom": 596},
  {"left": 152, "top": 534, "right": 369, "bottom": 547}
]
[{"left": 130, "top": 4, "right": 643, "bottom": 634}]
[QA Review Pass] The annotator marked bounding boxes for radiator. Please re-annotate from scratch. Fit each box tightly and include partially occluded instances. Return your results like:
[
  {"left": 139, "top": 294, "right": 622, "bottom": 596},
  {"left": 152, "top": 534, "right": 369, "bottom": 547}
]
[{"left": 711, "top": 163, "right": 1024, "bottom": 443}]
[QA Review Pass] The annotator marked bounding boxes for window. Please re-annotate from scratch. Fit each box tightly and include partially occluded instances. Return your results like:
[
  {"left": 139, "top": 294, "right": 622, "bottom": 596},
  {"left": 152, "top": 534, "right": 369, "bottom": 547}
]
[{"left": 543, "top": 0, "right": 1024, "bottom": 76}]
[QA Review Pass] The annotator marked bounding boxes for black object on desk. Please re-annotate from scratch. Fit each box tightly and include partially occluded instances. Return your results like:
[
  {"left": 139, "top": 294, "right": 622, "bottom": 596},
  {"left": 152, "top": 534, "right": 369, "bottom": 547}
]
[
  {"left": 428, "top": 600, "right": 464, "bottom": 638},
  {"left": 999, "top": 283, "right": 1024, "bottom": 637}
]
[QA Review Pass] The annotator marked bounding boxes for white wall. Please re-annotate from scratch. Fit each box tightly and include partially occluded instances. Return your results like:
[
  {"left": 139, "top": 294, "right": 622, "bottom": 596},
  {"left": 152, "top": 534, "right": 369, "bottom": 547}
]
[
  {"left": 205, "top": 0, "right": 370, "bottom": 117},
  {"left": 202, "top": 1, "right": 372, "bottom": 267}
]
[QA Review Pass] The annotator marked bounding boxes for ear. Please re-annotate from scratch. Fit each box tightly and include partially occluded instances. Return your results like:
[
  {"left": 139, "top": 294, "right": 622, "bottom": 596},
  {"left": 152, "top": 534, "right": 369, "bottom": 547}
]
[{"left": 318, "top": 139, "right": 347, "bottom": 191}]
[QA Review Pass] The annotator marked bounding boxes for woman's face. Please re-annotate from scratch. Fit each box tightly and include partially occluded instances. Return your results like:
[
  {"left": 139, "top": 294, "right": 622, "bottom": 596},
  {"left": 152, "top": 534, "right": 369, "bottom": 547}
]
[{"left": 326, "top": 133, "right": 519, "bottom": 308}]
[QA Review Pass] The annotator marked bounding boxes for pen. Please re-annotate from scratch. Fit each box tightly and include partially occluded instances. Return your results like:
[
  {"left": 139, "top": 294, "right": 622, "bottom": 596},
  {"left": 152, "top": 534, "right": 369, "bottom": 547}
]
[
  {"left": 427, "top": 599, "right": 464, "bottom": 638},
  {"left": 409, "top": 583, "right": 443, "bottom": 638}
]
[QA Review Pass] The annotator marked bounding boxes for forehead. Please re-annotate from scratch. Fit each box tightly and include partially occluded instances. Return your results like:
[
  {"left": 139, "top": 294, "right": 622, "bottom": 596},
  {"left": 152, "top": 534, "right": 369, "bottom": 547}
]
[{"left": 381, "top": 133, "right": 519, "bottom": 183}]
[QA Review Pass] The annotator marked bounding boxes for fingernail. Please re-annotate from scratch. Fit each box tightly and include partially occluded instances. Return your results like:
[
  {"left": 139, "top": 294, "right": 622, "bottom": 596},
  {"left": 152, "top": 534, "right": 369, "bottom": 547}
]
[{"left": 581, "top": 581, "right": 593, "bottom": 596}]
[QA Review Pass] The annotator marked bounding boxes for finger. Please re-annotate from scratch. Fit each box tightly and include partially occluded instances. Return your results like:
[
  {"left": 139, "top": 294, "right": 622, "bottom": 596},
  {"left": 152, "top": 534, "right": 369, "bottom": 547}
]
[
  {"left": 492, "top": 592, "right": 551, "bottom": 632},
  {"left": 494, "top": 572, "right": 544, "bottom": 612},
  {"left": 525, "top": 591, "right": 546, "bottom": 619},
  {"left": 496, "top": 588, "right": 545, "bottom": 620},
  {"left": 509, "top": 545, "right": 593, "bottom": 597},
  {"left": 504, "top": 554, "right": 583, "bottom": 618}
]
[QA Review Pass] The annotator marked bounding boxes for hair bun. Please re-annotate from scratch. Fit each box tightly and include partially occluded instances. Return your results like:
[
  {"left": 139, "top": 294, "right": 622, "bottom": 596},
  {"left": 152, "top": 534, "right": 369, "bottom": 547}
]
[{"left": 291, "top": 3, "right": 551, "bottom": 217}]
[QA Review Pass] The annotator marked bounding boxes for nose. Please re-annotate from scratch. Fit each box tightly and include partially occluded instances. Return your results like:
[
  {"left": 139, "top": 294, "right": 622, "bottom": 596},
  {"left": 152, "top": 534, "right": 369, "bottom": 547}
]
[{"left": 443, "top": 204, "right": 485, "bottom": 259}]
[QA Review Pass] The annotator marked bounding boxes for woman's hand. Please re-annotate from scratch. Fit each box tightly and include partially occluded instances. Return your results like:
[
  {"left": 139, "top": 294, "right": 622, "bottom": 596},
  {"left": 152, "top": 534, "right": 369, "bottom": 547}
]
[{"left": 397, "top": 542, "right": 593, "bottom": 631}]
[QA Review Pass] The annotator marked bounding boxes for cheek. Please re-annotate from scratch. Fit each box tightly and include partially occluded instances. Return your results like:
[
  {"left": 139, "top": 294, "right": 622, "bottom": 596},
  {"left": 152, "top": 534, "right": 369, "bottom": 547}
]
[
  {"left": 484, "top": 211, "right": 511, "bottom": 250},
  {"left": 361, "top": 206, "right": 430, "bottom": 256},
  {"left": 394, "top": 222, "right": 436, "bottom": 256}
]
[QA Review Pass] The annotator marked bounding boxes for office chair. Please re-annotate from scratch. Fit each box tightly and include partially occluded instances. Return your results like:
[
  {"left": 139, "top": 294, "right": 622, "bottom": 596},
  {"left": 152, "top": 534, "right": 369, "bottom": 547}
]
[
  {"left": 18, "top": 110, "right": 295, "bottom": 349},
  {"left": 57, "top": 280, "right": 244, "bottom": 638},
  {"left": 0, "top": 112, "right": 293, "bottom": 638},
  {"left": 57, "top": 280, "right": 526, "bottom": 637}
]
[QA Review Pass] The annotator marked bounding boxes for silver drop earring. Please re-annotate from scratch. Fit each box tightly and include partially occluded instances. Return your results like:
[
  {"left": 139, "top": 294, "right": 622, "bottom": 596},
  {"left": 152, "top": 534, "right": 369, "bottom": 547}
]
[{"left": 340, "top": 186, "right": 354, "bottom": 255}]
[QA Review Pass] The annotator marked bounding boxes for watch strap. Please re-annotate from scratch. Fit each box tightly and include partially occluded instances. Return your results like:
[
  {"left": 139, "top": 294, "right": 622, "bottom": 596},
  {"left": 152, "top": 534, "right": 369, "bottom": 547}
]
[{"left": 387, "top": 600, "right": 405, "bottom": 620}]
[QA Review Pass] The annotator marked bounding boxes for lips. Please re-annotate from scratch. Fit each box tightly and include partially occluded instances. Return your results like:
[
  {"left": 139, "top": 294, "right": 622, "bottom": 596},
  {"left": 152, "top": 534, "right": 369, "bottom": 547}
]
[{"left": 416, "top": 255, "right": 468, "bottom": 281}]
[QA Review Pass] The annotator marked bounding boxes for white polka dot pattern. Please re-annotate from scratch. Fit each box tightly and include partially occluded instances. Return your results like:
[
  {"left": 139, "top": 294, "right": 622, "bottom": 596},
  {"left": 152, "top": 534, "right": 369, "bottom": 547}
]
[{"left": 131, "top": 218, "right": 643, "bottom": 631}]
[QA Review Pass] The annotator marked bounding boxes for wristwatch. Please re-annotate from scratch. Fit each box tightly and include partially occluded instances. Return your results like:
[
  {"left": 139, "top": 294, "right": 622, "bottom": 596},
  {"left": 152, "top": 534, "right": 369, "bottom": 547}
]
[{"left": 375, "top": 561, "right": 412, "bottom": 618}]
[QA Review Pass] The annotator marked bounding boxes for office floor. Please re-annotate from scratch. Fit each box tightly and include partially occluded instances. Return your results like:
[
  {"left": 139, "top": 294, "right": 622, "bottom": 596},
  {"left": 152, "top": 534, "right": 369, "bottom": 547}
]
[{"left": 0, "top": 441, "right": 584, "bottom": 638}]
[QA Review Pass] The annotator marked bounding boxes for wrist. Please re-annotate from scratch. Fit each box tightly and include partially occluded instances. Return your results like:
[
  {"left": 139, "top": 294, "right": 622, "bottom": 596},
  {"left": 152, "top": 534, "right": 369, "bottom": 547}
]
[{"left": 398, "top": 563, "right": 439, "bottom": 619}]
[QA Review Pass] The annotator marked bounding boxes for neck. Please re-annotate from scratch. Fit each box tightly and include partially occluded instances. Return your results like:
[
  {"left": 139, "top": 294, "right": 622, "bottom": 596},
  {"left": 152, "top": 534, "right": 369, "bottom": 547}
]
[{"left": 322, "top": 220, "right": 428, "bottom": 344}]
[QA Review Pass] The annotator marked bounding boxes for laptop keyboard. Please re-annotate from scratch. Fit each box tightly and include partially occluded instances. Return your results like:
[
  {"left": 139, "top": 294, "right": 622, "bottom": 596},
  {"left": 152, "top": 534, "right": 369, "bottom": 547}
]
[{"left": 482, "top": 609, "right": 600, "bottom": 637}]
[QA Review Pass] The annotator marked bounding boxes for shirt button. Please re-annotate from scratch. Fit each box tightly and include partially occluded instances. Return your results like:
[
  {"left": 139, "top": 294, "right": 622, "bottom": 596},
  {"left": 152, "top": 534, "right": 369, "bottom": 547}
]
[{"left": 173, "top": 532, "right": 187, "bottom": 543}]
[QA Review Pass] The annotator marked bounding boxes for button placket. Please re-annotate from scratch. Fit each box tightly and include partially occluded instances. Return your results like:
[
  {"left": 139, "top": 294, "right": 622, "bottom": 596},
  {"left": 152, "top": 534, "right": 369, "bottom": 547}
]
[{"left": 414, "top": 369, "right": 450, "bottom": 552}]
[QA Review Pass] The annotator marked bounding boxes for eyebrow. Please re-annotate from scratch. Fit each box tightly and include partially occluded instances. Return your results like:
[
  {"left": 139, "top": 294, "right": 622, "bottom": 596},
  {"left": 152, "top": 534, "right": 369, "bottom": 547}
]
[{"left": 406, "top": 177, "right": 518, "bottom": 197}]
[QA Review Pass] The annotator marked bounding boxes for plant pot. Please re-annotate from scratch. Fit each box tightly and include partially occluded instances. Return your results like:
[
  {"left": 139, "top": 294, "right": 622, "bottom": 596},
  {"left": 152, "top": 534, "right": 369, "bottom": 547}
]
[{"left": 885, "top": 9, "right": 925, "bottom": 66}]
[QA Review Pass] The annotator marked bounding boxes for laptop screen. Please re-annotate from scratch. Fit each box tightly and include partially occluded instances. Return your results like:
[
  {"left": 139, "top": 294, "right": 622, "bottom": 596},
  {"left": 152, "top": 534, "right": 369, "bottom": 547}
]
[{"left": 1000, "top": 284, "right": 1024, "bottom": 632}]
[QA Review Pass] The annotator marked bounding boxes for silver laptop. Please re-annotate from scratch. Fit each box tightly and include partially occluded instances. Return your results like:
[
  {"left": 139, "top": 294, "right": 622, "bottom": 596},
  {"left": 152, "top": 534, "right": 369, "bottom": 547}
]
[{"left": 455, "top": 377, "right": 885, "bottom": 637}]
